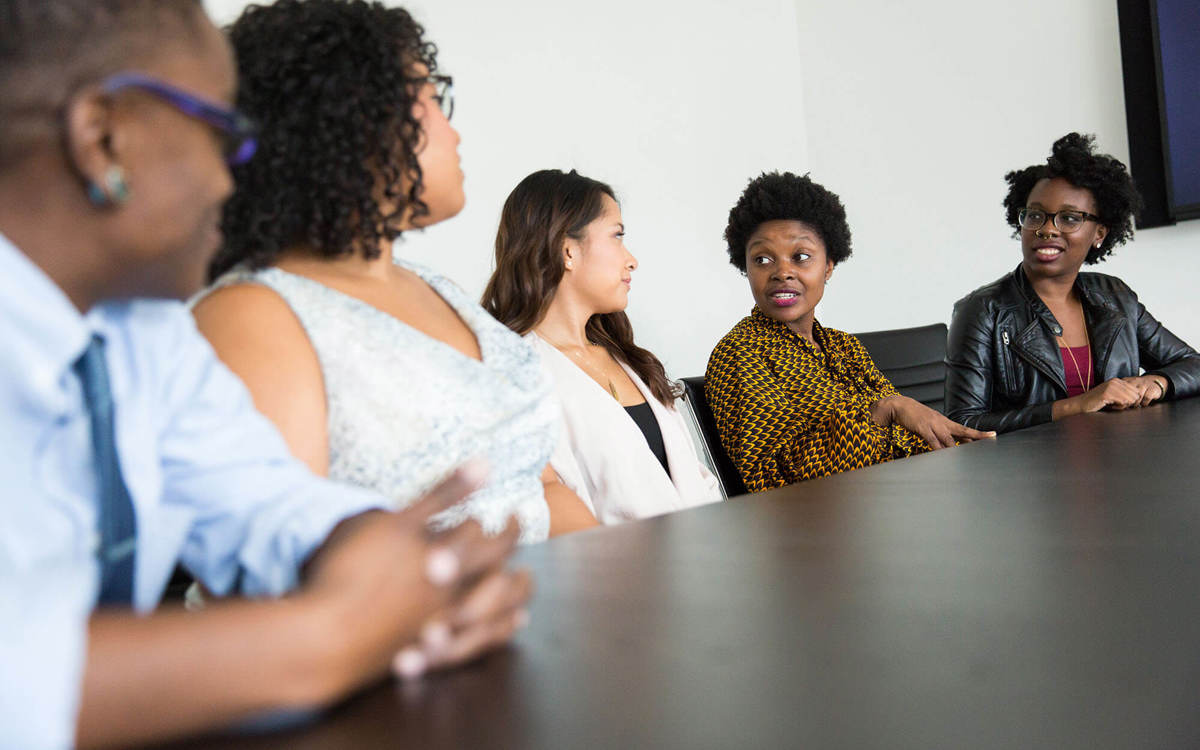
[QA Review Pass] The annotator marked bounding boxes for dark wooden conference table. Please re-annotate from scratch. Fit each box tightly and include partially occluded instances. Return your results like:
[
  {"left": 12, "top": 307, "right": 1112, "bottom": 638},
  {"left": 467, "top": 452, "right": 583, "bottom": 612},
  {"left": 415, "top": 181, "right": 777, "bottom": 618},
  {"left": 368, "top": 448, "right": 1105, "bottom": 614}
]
[{"left": 172, "top": 399, "right": 1200, "bottom": 749}]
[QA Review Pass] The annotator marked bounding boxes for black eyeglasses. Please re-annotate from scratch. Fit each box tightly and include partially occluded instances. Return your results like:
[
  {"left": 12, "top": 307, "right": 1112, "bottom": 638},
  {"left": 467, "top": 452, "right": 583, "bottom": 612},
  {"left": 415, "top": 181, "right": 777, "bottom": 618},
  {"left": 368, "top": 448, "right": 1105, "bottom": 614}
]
[
  {"left": 1017, "top": 207, "right": 1101, "bottom": 234},
  {"left": 427, "top": 75, "right": 454, "bottom": 121},
  {"left": 100, "top": 73, "right": 258, "bottom": 166}
]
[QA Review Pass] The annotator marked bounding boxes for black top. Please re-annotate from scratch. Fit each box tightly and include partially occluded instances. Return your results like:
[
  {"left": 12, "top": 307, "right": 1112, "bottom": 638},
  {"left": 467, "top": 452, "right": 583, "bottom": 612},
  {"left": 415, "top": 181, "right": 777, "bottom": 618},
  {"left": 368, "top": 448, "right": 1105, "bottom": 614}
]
[{"left": 623, "top": 401, "right": 670, "bottom": 478}]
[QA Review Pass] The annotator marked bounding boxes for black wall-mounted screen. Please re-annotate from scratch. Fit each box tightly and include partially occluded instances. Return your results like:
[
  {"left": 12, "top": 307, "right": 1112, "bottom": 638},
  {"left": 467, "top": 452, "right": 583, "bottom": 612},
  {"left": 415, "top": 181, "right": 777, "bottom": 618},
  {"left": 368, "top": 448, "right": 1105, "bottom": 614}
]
[
  {"left": 1152, "top": 0, "right": 1200, "bottom": 221},
  {"left": 1117, "top": 0, "right": 1199, "bottom": 227}
]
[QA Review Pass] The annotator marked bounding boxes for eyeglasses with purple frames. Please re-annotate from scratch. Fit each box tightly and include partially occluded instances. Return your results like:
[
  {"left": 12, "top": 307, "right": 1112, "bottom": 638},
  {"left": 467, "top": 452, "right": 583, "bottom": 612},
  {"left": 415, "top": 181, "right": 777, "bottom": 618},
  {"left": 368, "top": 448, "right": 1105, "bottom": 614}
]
[{"left": 100, "top": 73, "right": 258, "bottom": 166}]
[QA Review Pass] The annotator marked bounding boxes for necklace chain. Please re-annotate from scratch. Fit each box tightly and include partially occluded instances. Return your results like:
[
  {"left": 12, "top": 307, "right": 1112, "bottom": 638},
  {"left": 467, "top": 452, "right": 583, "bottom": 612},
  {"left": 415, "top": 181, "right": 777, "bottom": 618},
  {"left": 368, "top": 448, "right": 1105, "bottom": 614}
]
[
  {"left": 1057, "top": 325, "right": 1092, "bottom": 393},
  {"left": 543, "top": 335, "right": 622, "bottom": 402}
]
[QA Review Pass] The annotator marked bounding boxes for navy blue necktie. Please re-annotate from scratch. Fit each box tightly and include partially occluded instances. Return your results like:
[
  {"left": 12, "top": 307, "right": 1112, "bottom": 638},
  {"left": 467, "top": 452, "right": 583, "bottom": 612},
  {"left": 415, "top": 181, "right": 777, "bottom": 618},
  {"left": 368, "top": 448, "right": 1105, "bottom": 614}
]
[{"left": 74, "top": 335, "right": 137, "bottom": 605}]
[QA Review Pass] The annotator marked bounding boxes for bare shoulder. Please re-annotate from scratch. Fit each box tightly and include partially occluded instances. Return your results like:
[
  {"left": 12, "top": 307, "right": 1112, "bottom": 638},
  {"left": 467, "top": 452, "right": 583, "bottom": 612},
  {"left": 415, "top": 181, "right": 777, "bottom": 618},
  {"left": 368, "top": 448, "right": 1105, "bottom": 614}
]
[
  {"left": 192, "top": 282, "right": 329, "bottom": 472},
  {"left": 193, "top": 283, "right": 311, "bottom": 357},
  {"left": 191, "top": 283, "right": 323, "bottom": 396}
]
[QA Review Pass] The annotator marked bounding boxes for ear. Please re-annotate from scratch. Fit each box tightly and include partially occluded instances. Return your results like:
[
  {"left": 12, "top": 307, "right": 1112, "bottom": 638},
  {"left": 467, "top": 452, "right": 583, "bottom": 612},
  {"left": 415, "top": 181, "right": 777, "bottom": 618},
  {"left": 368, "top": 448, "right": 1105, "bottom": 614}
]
[
  {"left": 824, "top": 258, "right": 834, "bottom": 282},
  {"left": 1093, "top": 224, "right": 1108, "bottom": 248},
  {"left": 562, "top": 237, "right": 579, "bottom": 271},
  {"left": 63, "top": 89, "right": 124, "bottom": 201}
]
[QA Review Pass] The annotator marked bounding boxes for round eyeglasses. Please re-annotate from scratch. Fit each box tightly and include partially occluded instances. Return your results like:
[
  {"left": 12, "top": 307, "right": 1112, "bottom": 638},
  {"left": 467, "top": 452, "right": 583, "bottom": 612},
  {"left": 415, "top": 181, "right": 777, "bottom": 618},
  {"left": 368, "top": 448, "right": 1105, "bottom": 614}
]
[
  {"left": 1018, "top": 207, "right": 1101, "bottom": 234},
  {"left": 428, "top": 75, "right": 454, "bottom": 121}
]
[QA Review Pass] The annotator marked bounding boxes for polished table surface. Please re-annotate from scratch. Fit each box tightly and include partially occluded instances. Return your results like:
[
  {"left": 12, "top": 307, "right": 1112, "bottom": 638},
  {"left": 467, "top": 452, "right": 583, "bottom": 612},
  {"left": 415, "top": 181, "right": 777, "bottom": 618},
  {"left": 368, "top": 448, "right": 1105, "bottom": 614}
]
[{"left": 171, "top": 399, "right": 1200, "bottom": 749}]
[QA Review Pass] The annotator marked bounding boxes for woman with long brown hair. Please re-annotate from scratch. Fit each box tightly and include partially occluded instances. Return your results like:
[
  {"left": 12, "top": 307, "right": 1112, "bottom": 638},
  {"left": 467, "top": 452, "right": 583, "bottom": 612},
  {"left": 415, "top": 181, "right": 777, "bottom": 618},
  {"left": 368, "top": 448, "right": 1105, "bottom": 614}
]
[{"left": 483, "top": 169, "right": 721, "bottom": 523}]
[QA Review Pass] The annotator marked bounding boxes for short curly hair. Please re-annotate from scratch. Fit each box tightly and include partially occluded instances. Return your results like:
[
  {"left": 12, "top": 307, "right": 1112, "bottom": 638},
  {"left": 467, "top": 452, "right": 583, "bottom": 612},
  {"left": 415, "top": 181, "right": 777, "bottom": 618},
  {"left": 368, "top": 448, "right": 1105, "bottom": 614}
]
[
  {"left": 0, "top": 0, "right": 204, "bottom": 169},
  {"left": 724, "top": 171, "right": 852, "bottom": 271},
  {"left": 1002, "top": 132, "right": 1143, "bottom": 264},
  {"left": 209, "top": 0, "right": 438, "bottom": 280}
]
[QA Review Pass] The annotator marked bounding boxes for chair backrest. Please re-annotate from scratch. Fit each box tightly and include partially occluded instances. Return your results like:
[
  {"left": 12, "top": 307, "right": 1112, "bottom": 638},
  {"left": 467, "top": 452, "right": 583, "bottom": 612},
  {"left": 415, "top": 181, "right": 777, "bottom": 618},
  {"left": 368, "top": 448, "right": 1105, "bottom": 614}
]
[
  {"left": 852, "top": 322, "right": 948, "bottom": 413},
  {"left": 679, "top": 376, "right": 749, "bottom": 498}
]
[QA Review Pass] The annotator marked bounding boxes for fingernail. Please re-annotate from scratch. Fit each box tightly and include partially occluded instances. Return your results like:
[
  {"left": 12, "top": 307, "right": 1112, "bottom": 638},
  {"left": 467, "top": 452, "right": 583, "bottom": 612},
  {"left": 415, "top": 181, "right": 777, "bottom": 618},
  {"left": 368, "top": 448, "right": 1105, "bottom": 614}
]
[
  {"left": 425, "top": 547, "right": 460, "bottom": 586},
  {"left": 393, "top": 647, "right": 426, "bottom": 680},
  {"left": 515, "top": 608, "right": 530, "bottom": 630},
  {"left": 421, "top": 620, "right": 452, "bottom": 652}
]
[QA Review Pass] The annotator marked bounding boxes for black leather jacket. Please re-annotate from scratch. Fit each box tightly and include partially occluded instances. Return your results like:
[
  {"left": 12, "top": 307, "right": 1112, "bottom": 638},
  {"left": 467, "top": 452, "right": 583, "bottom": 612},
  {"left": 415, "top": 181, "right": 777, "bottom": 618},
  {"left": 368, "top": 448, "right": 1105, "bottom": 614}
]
[{"left": 945, "top": 265, "right": 1200, "bottom": 433}]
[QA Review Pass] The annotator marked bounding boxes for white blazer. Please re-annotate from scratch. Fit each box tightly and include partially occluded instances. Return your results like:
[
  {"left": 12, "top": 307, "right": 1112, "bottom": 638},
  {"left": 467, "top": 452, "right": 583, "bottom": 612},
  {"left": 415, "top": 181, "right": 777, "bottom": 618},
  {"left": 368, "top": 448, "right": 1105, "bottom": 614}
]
[{"left": 529, "top": 335, "right": 722, "bottom": 524}]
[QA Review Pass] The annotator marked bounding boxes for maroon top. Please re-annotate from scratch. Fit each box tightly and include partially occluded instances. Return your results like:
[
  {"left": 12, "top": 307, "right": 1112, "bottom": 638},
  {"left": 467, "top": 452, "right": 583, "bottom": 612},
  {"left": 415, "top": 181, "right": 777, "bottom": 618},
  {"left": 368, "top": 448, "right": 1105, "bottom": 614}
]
[{"left": 1059, "top": 345, "right": 1093, "bottom": 397}]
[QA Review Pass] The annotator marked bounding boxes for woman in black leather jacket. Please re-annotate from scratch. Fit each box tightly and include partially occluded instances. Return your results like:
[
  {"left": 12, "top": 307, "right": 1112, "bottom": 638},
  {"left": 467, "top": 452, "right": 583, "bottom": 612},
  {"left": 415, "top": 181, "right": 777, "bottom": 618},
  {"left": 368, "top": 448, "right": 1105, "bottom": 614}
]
[{"left": 945, "top": 133, "right": 1200, "bottom": 434}]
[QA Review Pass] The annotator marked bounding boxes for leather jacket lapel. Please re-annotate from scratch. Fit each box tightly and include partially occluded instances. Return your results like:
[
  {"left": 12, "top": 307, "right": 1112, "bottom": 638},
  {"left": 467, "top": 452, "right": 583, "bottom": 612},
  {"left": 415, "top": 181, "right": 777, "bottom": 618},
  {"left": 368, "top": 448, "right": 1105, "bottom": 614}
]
[
  {"left": 1079, "top": 285, "right": 1125, "bottom": 381},
  {"left": 1012, "top": 269, "right": 1068, "bottom": 394},
  {"left": 1011, "top": 318, "right": 1067, "bottom": 394}
]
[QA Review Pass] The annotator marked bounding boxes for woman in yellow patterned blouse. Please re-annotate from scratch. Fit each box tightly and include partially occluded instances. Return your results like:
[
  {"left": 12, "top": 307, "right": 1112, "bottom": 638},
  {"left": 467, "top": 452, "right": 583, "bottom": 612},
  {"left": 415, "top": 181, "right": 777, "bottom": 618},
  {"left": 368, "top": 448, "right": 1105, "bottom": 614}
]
[{"left": 707, "top": 172, "right": 993, "bottom": 492}]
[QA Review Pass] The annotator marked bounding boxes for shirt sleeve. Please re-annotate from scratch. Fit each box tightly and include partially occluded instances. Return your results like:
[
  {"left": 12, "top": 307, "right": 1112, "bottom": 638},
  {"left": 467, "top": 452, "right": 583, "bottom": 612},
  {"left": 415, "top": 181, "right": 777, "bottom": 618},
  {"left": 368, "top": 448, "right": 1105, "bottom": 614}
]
[
  {"left": 1128, "top": 288, "right": 1200, "bottom": 400},
  {"left": 0, "top": 560, "right": 96, "bottom": 750},
  {"left": 845, "top": 335, "right": 899, "bottom": 400},
  {"left": 150, "top": 307, "right": 386, "bottom": 598},
  {"left": 705, "top": 336, "right": 897, "bottom": 492}
]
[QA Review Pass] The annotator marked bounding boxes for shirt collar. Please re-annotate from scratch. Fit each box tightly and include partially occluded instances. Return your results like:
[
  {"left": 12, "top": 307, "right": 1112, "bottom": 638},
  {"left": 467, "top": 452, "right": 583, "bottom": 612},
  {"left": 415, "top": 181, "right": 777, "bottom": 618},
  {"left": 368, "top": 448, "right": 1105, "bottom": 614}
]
[
  {"left": 750, "top": 306, "right": 824, "bottom": 340},
  {"left": 748, "top": 306, "right": 833, "bottom": 362},
  {"left": 0, "top": 231, "right": 93, "bottom": 384}
]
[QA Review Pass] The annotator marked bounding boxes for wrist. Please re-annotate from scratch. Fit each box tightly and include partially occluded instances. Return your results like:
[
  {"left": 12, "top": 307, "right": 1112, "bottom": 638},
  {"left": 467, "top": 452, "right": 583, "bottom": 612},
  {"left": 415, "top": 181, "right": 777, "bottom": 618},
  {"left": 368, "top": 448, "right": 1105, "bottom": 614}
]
[
  {"left": 1153, "top": 377, "right": 1168, "bottom": 398},
  {"left": 280, "top": 593, "right": 362, "bottom": 708},
  {"left": 869, "top": 395, "right": 897, "bottom": 426},
  {"left": 1052, "top": 396, "right": 1081, "bottom": 421},
  {"left": 302, "top": 509, "right": 388, "bottom": 582}
]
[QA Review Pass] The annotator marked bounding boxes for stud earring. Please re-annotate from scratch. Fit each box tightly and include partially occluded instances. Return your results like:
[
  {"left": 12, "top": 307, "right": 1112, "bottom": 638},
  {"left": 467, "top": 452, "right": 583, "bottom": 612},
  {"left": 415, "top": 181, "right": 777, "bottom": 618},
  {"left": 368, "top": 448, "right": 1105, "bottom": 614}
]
[
  {"left": 1095, "top": 240, "right": 1102, "bottom": 248},
  {"left": 86, "top": 165, "right": 130, "bottom": 207},
  {"left": 105, "top": 166, "right": 130, "bottom": 204},
  {"left": 86, "top": 181, "right": 108, "bottom": 206},
  {"left": 565, "top": 260, "right": 573, "bottom": 270}
]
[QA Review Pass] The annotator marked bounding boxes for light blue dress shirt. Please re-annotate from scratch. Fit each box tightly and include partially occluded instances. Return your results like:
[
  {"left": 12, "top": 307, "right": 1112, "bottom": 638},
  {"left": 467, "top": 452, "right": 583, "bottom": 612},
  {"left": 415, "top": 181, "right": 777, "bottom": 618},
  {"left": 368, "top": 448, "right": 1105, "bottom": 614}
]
[{"left": 0, "top": 233, "right": 386, "bottom": 749}]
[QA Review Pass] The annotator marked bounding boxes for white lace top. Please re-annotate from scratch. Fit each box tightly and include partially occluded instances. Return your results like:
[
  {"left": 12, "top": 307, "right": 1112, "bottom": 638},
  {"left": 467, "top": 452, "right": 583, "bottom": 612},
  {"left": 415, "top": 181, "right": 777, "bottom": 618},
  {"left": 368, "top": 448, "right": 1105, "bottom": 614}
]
[{"left": 201, "top": 259, "right": 556, "bottom": 543}]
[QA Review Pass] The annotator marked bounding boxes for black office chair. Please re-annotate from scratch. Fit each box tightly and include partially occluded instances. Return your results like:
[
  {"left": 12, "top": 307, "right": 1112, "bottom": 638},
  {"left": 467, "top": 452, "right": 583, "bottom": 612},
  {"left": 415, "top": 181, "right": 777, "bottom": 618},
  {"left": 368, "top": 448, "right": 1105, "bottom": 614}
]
[
  {"left": 679, "top": 376, "right": 748, "bottom": 498},
  {"left": 852, "top": 322, "right": 948, "bottom": 413}
]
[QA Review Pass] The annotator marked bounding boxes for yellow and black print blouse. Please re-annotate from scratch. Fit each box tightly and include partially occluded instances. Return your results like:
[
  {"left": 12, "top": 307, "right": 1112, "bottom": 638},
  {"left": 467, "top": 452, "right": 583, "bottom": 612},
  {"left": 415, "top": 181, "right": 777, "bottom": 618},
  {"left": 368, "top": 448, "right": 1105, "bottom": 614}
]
[{"left": 705, "top": 308, "right": 929, "bottom": 493}]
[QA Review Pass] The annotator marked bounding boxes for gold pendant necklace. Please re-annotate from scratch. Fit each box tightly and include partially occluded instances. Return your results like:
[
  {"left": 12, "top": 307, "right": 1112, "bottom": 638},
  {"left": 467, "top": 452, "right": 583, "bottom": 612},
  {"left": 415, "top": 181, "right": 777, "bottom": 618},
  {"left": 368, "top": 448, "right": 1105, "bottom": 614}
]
[
  {"left": 545, "top": 334, "right": 622, "bottom": 403},
  {"left": 1057, "top": 325, "right": 1092, "bottom": 392},
  {"left": 572, "top": 349, "right": 620, "bottom": 403}
]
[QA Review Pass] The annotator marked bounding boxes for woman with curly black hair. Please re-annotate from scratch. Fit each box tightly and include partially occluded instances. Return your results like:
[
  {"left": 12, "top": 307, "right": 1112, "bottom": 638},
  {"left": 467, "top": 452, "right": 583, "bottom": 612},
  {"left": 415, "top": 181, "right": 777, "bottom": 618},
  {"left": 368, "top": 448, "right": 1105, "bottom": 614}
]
[
  {"left": 192, "top": 0, "right": 597, "bottom": 539},
  {"left": 706, "top": 172, "right": 989, "bottom": 493},
  {"left": 945, "top": 133, "right": 1200, "bottom": 434}
]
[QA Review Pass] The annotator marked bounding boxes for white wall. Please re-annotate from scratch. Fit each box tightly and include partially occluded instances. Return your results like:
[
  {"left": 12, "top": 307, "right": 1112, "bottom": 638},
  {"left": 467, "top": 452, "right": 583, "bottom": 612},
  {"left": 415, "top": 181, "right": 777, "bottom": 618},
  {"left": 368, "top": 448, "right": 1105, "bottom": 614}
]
[
  {"left": 208, "top": 0, "right": 810, "bottom": 378},
  {"left": 206, "top": 0, "right": 1198, "bottom": 376},
  {"left": 795, "top": 0, "right": 1199, "bottom": 348}
]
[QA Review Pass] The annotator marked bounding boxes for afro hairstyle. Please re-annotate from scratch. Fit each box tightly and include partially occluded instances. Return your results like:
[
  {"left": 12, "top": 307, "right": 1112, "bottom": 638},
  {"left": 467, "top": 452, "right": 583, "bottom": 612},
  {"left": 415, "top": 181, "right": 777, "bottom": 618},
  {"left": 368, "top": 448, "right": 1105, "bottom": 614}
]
[
  {"left": 724, "top": 171, "right": 852, "bottom": 272},
  {"left": 1002, "top": 132, "right": 1143, "bottom": 264}
]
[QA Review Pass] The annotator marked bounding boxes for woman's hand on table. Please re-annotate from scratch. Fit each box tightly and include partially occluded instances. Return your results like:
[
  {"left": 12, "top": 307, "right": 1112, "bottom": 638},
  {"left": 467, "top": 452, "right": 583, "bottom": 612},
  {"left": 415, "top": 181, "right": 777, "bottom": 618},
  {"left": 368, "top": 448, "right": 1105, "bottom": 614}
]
[
  {"left": 1054, "top": 378, "right": 1146, "bottom": 418},
  {"left": 1120, "top": 375, "right": 1169, "bottom": 408},
  {"left": 871, "top": 395, "right": 996, "bottom": 450}
]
